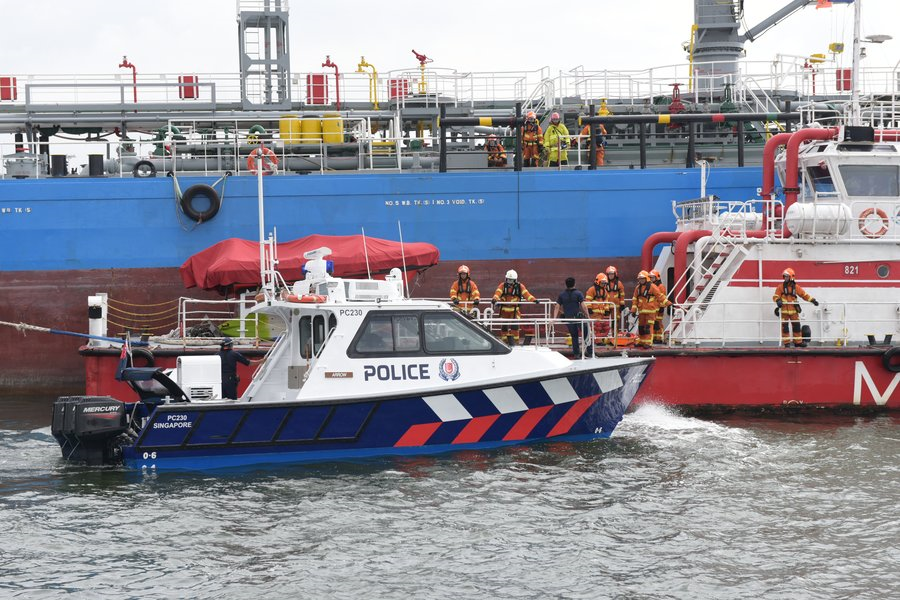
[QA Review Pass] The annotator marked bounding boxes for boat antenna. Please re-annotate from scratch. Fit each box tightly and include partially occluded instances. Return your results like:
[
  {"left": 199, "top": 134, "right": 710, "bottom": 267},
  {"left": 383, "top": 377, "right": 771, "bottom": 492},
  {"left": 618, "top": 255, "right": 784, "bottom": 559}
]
[
  {"left": 257, "top": 144, "right": 268, "bottom": 297},
  {"left": 849, "top": 0, "right": 862, "bottom": 125},
  {"left": 398, "top": 220, "right": 409, "bottom": 298},
  {"left": 361, "top": 227, "right": 372, "bottom": 279}
]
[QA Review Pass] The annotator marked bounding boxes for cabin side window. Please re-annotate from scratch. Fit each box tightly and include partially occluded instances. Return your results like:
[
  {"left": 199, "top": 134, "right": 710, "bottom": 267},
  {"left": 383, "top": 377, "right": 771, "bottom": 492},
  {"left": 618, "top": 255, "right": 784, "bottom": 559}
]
[
  {"left": 355, "top": 315, "right": 420, "bottom": 354},
  {"left": 423, "top": 313, "right": 493, "bottom": 353},
  {"left": 298, "top": 313, "right": 337, "bottom": 358},
  {"left": 838, "top": 165, "right": 900, "bottom": 197}
]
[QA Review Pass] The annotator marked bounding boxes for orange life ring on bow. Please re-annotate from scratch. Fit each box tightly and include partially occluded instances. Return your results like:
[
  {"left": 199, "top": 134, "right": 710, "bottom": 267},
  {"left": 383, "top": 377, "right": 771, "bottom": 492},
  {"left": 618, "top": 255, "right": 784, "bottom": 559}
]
[
  {"left": 858, "top": 207, "right": 889, "bottom": 239},
  {"left": 286, "top": 294, "right": 327, "bottom": 303},
  {"left": 247, "top": 146, "right": 278, "bottom": 175}
]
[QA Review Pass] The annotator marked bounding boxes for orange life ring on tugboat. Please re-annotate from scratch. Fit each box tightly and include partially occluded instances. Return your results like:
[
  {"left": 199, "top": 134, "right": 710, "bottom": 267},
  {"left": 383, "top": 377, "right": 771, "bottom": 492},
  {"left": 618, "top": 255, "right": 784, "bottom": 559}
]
[
  {"left": 286, "top": 294, "right": 327, "bottom": 303},
  {"left": 858, "top": 207, "right": 889, "bottom": 239},
  {"left": 247, "top": 146, "right": 278, "bottom": 175}
]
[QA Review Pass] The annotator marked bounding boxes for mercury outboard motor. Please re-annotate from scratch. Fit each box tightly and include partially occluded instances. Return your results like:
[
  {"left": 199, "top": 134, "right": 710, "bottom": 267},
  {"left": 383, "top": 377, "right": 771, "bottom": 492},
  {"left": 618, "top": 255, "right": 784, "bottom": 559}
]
[{"left": 51, "top": 396, "right": 131, "bottom": 465}]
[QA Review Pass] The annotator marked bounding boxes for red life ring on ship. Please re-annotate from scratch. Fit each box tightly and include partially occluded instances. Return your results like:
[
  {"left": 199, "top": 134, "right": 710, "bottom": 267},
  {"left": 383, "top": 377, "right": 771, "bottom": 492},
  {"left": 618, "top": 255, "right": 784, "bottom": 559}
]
[
  {"left": 858, "top": 207, "right": 889, "bottom": 239},
  {"left": 247, "top": 146, "right": 278, "bottom": 175}
]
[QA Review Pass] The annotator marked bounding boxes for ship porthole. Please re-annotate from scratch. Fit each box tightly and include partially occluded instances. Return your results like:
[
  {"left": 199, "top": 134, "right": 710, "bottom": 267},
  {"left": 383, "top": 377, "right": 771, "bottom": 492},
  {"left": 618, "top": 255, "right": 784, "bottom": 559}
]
[{"left": 876, "top": 264, "right": 890, "bottom": 279}]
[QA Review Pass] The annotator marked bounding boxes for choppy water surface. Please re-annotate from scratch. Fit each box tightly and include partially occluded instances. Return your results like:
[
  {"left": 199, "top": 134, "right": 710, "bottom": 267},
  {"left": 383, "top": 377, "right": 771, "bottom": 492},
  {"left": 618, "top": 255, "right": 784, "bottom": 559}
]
[{"left": 1, "top": 396, "right": 898, "bottom": 599}]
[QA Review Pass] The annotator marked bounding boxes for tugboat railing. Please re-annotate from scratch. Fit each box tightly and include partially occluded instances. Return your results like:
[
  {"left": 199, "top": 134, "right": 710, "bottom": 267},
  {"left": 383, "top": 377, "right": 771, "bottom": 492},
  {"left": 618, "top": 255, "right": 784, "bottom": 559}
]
[{"left": 666, "top": 300, "right": 900, "bottom": 348}]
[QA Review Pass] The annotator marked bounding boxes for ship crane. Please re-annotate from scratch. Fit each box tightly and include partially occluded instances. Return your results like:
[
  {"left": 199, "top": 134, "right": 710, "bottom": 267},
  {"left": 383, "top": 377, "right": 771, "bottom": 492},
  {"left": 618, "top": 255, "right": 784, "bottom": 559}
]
[{"left": 690, "top": 0, "right": 854, "bottom": 89}]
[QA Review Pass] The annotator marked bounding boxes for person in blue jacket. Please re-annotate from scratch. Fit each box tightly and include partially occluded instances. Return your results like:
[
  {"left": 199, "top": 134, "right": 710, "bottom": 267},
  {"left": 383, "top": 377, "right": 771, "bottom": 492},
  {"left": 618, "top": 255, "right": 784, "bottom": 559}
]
[
  {"left": 219, "top": 337, "right": 250, "bottom": 399},
  {"left": 554, "top": 277, "right": 592, "bottom": 358}
]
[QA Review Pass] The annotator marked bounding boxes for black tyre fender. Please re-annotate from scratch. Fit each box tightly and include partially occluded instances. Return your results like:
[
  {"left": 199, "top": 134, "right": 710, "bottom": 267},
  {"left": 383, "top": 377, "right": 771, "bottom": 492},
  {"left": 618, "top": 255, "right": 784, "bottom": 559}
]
[
  {"left": 180, "top": 184, "right": 221, "bottom": 222},
  {"left": 883, "top": 346, "right": 900, "bottom": 373},
  {"left": 132, "top": 160, "right": 157, "bottom": 178},
  {"left": 131, "top": 347, "right": 155, "bottom": 368}
]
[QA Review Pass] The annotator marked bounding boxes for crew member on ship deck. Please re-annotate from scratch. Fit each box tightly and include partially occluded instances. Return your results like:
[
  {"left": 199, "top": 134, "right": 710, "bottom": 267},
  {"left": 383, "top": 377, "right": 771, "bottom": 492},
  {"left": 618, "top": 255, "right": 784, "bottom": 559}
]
[
  {"left": 544, "top": 112, "right": 571, "bottom": 167},
  {"left": 773, "top": 268, "right": 818, "bottom": 348},
  {"left": 492, "top": 269, "right": 539, "bottom": 346},
  {"left": 521, "top": 111, "right": 543, "bottom": 168},
  {"left": 578, "top": 121, "right": 608, "bottom": 167},
  {"left": 554, "top": 277, "right": 592, "bottom": 358},
  {"left": 585, "top": 272, "right": 613, "bottom": 346},
  {"left": 450, "top": 264, "right": 481, "bottom": 314},
  {"left": 649, "top": 269, "right": 668, "bottom": 344},
  {"left": 485, "top": 134, "right": 507, "bottom": 167},
  {"left": 630, "top": 270, "right": 669, "bottom": 349}
]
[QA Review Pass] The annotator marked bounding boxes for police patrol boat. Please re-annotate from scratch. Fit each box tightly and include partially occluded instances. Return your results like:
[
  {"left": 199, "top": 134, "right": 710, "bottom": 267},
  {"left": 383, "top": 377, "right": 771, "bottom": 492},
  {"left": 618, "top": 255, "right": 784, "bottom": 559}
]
[{"left": 51, "top": 247, "right": 652, "bottom": 470}]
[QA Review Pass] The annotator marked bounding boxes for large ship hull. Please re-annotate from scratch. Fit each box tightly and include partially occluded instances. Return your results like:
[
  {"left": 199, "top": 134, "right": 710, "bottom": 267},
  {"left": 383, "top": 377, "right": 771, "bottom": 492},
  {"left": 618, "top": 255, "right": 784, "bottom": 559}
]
[{"left": 1, "top": 167, "right": 761, "bottom": 393}]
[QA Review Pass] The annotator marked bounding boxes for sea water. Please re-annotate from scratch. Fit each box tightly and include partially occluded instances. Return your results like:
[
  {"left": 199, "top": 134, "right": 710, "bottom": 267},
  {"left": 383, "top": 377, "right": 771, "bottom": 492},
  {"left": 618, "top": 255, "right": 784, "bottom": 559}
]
[{"left": 1, "top": 395, "right": 897, "bottom": 599}]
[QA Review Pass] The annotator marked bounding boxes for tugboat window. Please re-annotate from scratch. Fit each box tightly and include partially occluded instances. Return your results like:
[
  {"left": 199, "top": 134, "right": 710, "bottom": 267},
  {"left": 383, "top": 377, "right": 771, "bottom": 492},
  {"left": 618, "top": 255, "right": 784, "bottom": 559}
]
[
  {"left": 806, "top": 165, "right": 835, "bottom": 193},
  {"left": 839, "top": 165, "right": 900, "bottom": 196}
]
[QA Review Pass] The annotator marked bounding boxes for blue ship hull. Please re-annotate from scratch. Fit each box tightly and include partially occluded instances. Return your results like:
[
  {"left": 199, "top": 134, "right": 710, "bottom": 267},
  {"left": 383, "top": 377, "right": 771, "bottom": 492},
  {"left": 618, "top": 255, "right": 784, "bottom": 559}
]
[
  {"left": 1, "top": 167, "right": 759, "bottom": 392},
  {"left": 2, "top": 167, "right": 761, "bottom": 270},
  {"left": 121, "top": 363, "right": 648, "bottom": 471}
]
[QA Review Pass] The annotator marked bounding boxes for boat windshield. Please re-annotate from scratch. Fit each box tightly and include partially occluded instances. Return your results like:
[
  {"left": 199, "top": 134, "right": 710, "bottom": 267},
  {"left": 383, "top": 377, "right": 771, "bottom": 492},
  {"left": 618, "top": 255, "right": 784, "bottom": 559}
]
[
  {"left": 838, "top": 164, "right": 900, "bottom": 197},
  {"left": 351, "top": 311, "right": 504, "bottom": 356}
]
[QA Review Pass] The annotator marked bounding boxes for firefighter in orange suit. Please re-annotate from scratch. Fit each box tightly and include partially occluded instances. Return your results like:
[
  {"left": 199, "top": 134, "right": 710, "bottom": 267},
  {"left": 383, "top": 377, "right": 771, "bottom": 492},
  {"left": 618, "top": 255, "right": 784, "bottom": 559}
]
[
  {"left": 630, "top": 270, "right": 669, "bottom": 348},
  {"left": 578, "top": 122, "right": 608, "bottom": 166},
  {"left": 450, "top": 264, "right": 480, "bottom": 314},
  {"left": 521, "top": 111, "right": 543, "bottom": 168},
  {"left": 605, "top": 265, "right": 626, "bottom": 329},
  {"left": 773, "top": 268, "right": 818, "bottom": 347},
  {"left": 585, "top": 272, "right": 612, "bottom": 347},
  {"left": 649, "top": 269, "right": 669, "bottom": 344},
  {"left": 492, "top": 269, "right": 539, "bottom": 345},
  {"left": 485, "top": 134, "right": 507, "bottom": 167}
]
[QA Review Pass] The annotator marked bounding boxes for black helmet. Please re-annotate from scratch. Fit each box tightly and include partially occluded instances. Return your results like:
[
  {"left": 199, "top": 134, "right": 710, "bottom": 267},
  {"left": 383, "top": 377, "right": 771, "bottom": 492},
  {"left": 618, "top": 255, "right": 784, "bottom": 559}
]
[{"left": 220, "top": 337, "right": 234, "bottom": 349}]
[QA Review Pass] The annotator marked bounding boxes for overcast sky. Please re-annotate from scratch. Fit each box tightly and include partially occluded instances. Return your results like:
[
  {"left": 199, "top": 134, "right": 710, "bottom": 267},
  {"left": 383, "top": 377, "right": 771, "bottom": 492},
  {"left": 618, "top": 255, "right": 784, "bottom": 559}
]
[{"left": 1, "top": 0, "right": 896, "bottom": 76}]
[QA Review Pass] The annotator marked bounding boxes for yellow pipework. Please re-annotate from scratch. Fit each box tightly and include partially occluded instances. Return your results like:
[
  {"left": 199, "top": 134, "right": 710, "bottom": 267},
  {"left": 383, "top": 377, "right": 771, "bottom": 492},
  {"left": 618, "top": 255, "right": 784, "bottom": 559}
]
[
  {"left": 356, "top": 56, "right": 379, "bottom": 110},
  {"left": 688, "top": 24, "right": 698, "bottom": 92},
  {"left": 419, "top": 62, "right": 427, "bottom": 95},
  {"left": 599, "top": 99, "right": 610, "bottom": 116}
]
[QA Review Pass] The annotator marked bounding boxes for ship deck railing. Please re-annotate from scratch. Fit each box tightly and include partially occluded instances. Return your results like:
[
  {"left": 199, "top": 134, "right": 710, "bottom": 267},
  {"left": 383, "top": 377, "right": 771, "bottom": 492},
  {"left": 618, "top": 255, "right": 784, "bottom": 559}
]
[
  {"left": 1, "top": 58, "right": 898, "bottom": 118},
  {"left": 667, "top": 299, "right": 899, "bottom": 349}
]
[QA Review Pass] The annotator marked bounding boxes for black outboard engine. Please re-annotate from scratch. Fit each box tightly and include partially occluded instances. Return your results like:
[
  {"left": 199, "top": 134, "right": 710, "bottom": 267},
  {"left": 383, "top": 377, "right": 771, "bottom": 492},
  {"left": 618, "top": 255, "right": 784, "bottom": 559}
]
[{"left": 51, "top": 396, "right": 131, "bottom": 465}]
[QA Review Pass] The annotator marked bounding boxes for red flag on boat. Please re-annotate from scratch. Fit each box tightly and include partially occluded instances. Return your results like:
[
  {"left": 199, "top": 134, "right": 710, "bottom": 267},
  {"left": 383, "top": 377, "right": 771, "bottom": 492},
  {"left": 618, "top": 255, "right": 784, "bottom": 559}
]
[{"left": 179, "top": 234, "right": 440, "bottom": 292}]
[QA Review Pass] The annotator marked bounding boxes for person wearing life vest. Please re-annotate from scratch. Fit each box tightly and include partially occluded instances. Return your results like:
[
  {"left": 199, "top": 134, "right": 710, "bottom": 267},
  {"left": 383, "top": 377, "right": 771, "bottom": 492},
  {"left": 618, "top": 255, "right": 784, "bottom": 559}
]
[
  {"left": 492, "top": 269, "right": 539, "bottom": 345},
  {"left": 450, "top": 264, "right": 481, "bottom": 315},
  {"left": 544, "top": 112, "right": 571, "bottom": 167},
  {"left": 485, "top": 134, "right": 507, "bottom": 167},
  {"left": 585, "top": 272, "right": 613, "bottom": 346},
  {"left": 773, "top": 268, "right": 818, "bottom": 347},
  {"left": 649, "top": 269, "right": 670, "bottom": 344},
  {"left": 605, "top": 265, "right": 626, "bottom": 328},
  {"left": 578, "top": 122, "right": 608, "bottom": 166},
  {"left": 630, "top": 270, "right": 668, "bottom": 349},
  {"left": 521, "top": 111, "right": 543, "bottom": 168}
]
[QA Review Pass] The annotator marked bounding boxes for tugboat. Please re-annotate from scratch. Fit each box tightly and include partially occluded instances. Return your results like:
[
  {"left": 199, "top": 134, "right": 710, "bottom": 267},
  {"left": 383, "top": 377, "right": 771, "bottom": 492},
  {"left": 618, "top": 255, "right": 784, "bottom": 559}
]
[
  {"left": 623, "top": 118, "right": 900, "bottom": 411},
  {"left": 52, "top": 247, "right": 652, "bottom": 470}
]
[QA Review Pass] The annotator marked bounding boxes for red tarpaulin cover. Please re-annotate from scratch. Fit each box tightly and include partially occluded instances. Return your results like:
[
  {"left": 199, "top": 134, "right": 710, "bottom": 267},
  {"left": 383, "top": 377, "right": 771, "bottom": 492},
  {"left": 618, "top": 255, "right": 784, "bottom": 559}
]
[{"left": 180, "top": 234, "right": 440, "bottom": 291}]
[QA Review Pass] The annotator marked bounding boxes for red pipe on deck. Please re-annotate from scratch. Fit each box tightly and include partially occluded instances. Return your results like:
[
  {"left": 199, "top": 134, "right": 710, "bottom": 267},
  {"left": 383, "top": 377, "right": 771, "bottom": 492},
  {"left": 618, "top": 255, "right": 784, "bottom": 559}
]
[
  {"left": 118, "top": 56, "right": 137, "bottom": 104},
  {"left": 673, "top": 229, "right": 712, "bottom": 304},
  {"left": 784, "top": 127, "right": 839, "bottom": 210},
  {"left": 322, "top": 56, "right": 340, "bottom": 110},
  {"left": 875, "top": 129, "right": 900, "bottom": 141},
  {"left": 641, "top": 231, "right": 680, "bottom": 272}
]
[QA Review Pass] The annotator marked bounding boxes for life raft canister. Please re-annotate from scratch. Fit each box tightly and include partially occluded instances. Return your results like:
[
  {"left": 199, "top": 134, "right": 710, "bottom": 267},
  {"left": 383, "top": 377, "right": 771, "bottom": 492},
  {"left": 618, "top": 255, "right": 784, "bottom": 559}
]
[
  {"left": 247, "top": 146, "right": 278, "bottom": 175},
  {"left": 857, "top": 207, "right": 889, "bottom": 239}
]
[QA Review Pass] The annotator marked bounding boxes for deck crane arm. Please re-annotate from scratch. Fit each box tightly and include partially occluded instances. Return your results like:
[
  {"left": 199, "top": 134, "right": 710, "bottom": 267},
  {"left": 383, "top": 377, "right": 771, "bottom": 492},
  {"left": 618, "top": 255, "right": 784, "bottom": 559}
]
[{"left": 740, "top": 0, "right": 819, "bottom": 43}]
